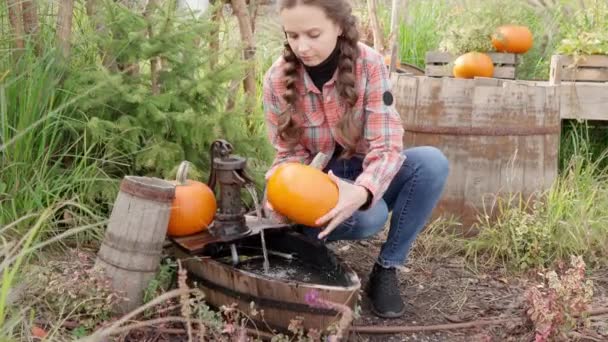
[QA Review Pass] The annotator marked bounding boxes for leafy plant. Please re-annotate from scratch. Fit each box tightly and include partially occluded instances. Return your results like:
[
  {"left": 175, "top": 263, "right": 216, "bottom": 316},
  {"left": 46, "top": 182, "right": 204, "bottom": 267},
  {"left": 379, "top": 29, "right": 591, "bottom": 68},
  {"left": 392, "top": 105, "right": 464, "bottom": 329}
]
[
  {"left": 525, "top": 256, "right": 594, "bottom": 341},
  {"left": 556, "top": 0, "right": 608, "bottom": 57},
  {"left": 63, "top": 0, "right": 273, "bottom": 184},
  {"left": 0, "top": 47, "right": 115, "bottom": 232}
]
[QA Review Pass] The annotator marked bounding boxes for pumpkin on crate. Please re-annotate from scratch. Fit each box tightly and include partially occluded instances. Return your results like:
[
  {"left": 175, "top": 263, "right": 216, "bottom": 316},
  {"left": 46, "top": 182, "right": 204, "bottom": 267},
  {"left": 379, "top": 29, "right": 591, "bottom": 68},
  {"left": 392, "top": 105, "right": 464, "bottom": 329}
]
[
  {"left": 167, "top": 161, "right": 217, "bottom": 237},
  {"left": 266, "top": 162, "right": 338, "bottom": 227},
  {"left": 491, "top": 25, "right": 533, "bottom": 54},
  {"left": 452, "top": 52, "right": 495, "bottom": 79}
]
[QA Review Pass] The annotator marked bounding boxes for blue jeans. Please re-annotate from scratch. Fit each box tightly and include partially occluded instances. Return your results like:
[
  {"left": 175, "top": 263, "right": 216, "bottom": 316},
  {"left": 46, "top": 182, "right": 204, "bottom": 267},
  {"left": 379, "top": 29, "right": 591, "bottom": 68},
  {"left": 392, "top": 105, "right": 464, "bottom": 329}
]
[{"left": 301, "top": 146, "right": 449, "bottom": 268}]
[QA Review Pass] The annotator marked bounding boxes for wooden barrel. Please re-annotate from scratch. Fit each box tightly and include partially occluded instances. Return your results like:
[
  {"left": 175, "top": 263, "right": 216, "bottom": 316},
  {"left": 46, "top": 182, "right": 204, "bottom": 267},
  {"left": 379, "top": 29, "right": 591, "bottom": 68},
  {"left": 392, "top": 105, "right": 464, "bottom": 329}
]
[
  {"left": 391, "top": 75, "right": 560, "bottom": 232},
  {"left": 174, "top": 229, "right": 360, "bottom": 335},
  {"left": 95, "top": 176, "right": 176, "bottom": 313}
]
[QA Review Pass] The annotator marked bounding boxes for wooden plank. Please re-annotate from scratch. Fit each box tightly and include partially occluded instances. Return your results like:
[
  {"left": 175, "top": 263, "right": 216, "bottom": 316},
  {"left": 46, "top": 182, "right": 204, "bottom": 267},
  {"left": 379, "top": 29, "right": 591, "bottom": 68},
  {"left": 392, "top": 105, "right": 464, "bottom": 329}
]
[
  {"left": 497, "top": 81, "right": 525, "bottom": 197},
  {"left": 474, "top": 77, "right": 505, "bottom": 87},
  {"left": 463, "top": 84, "right": 503, "bottom": 218},
  {"left": 550, "top": 54, "right": 608, "bottom": 83},
  {"left": 425, "top": 65, "right": 516, "bottom": 79},
  {"left": 522, "top": 84, "right": 548, "bottom": 199},
  {"left": 391, "top": 74, "right": 418, "bottom": 126},
  {"left": 559, "top": 82, "right": 608, "bottom": 120},
  {"left": 549, "top": 54, "right": 564, "bottom": 85},
  {"left": 542, "top": 84, "right": 560, "bottom": 191},
  {"left": 556, "top": 54, "right": 608, "bottom": 68},
  {"left": 425, "top": 51, "right": 518, "bottom": 65},
  {"left": 561, "top": 68, "right": 608, "bottom": 82}
]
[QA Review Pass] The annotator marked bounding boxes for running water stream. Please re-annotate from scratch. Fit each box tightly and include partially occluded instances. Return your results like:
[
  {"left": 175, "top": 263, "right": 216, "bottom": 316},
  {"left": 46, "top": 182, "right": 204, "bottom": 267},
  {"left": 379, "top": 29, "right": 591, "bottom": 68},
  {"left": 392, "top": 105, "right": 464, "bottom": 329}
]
[{"left": 244, "top": 183, "right": 270, "bottom": 274}]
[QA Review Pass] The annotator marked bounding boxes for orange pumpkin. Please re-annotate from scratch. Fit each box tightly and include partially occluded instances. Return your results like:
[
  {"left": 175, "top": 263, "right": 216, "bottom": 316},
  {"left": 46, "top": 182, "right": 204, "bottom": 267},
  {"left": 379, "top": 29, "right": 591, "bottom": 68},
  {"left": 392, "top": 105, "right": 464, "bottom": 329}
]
[
  {"left": 266, "top": 163, "right": 338, "bottom": 227},
  {"left": 491, "top": 25, "right": 533, "bottom": 54},
  {"left": 452, "top": 52, "right": 495, "bottom": 79},
  {"left": 167, "top": 161, "right": 217, "bottom": 237}
]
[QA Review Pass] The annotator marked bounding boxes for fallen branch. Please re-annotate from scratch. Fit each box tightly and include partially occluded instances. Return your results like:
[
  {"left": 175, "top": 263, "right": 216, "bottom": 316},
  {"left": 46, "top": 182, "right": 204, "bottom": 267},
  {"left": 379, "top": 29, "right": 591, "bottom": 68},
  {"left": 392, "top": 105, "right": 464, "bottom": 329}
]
[{"left": 350, "top": 307, "right": 608, "bottom": 334}]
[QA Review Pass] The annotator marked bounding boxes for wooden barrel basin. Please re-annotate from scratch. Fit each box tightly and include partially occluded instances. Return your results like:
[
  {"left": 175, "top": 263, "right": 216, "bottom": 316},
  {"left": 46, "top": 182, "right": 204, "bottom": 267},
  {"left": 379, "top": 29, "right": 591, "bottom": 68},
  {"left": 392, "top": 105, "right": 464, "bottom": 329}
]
[
  {"left": 173, "top": 229, "right": 360, "bottom": 334},
  {"left": 391, "top": 75, "right": 561, "bottom": 232}
]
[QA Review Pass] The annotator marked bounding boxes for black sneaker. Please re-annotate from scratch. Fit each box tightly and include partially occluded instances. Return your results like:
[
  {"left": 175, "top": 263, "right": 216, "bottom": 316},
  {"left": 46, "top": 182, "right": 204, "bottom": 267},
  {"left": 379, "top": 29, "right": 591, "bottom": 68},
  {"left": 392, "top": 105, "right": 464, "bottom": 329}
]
[{"left": 365, "top": 264, "right": 406, "bottom": 318}]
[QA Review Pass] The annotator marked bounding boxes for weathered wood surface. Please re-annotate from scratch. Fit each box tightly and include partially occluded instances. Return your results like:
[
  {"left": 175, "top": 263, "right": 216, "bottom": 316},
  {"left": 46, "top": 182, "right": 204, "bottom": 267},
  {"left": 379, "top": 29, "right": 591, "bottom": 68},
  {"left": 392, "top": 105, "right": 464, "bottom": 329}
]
[
  {"left": 513, "top": 79, "right": 608, "bottom": 121},
  {"left": 425, "top": 51, "right": 519, "bottom": 79},
  {"left": 95, "top": 176, "right": 175, "bottom": 314},
  {"left": 391, "top": 75, "right": 560, "bottom": 232},
  {"left": 175, "top": 231, "right": 360, "bottom": 334},
  {"left": 550, "top": 54, "right": 608, "bottom": 84},
  {"left": 556, "top": 82, "right": 608, "bottom": 120}
]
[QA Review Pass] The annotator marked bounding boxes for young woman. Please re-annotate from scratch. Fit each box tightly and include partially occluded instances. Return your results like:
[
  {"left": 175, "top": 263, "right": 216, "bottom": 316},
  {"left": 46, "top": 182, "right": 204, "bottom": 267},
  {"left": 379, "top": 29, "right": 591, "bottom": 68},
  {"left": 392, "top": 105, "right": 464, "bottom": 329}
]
[{"left": 262, "top": 0, "right": 449, "bottom": 318}]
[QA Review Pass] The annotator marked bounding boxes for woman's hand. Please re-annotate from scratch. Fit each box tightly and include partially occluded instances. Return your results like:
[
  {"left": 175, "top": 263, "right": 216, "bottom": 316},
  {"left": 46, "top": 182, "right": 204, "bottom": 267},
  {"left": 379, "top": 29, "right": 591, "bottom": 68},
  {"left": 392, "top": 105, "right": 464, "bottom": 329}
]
[{"left": 315, "top": 170, "right": 370, "bottom": 239}]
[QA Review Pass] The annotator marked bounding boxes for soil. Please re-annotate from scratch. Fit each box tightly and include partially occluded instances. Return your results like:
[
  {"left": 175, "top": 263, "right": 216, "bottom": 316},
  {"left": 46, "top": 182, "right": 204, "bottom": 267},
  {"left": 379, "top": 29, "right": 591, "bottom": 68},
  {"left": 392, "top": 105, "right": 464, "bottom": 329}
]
[{"left": 325, "top": 230, "right": 608, "bottom": 342}]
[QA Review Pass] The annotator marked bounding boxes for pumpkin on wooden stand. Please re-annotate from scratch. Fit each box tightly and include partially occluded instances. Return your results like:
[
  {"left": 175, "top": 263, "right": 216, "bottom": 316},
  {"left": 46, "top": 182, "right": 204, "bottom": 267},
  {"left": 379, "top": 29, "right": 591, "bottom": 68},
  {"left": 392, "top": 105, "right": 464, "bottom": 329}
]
[
  {"left": 491, "top": 25, "right": 533, "bottom": 54},
  {"left": 452, "top": 52, "right": 495, "bottom": 79},
  {"left": 167, "top": 161, "right": 217, "bottom": 237},
  {"left": 266, "top": 162, "right": 338, "bottom": 227}
]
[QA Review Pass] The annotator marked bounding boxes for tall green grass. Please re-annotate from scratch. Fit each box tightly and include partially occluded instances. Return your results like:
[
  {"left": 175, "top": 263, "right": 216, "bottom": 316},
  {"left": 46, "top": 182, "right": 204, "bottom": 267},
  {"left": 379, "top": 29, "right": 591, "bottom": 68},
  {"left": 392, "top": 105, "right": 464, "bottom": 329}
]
[
  {"left": 0, "top": 48, "right": 117, "bottom": 236},
  {"left": 395, "top": 0, "right": 451, "bottom": 68}
]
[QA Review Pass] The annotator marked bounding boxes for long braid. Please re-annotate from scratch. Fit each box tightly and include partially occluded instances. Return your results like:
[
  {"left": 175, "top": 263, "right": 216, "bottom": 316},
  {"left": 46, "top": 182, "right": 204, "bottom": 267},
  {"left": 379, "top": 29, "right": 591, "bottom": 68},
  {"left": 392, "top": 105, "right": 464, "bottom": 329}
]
[
  {"left": 335, "top": 14, "right": 361, "bottom": 157},
  {"left": 277, "top": 41, "right": 303, "bottom": 148}
]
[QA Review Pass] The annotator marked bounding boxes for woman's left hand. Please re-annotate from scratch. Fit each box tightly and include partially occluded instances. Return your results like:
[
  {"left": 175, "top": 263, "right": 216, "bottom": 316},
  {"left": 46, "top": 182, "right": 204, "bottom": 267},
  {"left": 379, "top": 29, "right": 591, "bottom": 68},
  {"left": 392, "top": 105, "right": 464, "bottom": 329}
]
[{"left": 315, "top": 170, "right": 370, "bottom": 240}]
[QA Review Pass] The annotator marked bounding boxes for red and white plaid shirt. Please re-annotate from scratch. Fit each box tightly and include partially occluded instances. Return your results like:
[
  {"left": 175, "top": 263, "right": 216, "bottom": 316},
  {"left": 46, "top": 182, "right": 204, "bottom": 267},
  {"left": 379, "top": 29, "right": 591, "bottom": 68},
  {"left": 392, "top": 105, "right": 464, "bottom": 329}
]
[{"left": 263, "top": 42, "right": 405, "bottom": 208}]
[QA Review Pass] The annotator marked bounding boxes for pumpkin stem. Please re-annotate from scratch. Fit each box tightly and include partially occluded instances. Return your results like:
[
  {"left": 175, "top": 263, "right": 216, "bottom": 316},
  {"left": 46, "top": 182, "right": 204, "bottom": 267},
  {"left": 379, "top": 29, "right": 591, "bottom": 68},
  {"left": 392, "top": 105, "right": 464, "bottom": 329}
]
[
  {"left": 310, "top": 152, "right": 328, "bottom": 169},
  {"left": 176, "top": 161, "right": 190, "bottom": 185}
]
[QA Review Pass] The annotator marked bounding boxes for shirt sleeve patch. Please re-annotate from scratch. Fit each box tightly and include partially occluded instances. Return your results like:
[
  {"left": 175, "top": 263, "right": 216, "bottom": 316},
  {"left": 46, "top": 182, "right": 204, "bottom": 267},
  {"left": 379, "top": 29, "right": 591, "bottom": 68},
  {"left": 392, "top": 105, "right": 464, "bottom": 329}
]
[{"left": 382, "top": 91, "right": 394, "bottom": 106}]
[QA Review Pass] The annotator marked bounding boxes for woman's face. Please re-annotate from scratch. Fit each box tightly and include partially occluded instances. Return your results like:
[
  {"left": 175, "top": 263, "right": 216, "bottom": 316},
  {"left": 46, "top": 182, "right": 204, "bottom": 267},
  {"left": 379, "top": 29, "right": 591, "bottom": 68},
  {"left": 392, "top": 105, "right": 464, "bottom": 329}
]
[{"left": 280, "top": 4, "right": 342, "bottom": 67}]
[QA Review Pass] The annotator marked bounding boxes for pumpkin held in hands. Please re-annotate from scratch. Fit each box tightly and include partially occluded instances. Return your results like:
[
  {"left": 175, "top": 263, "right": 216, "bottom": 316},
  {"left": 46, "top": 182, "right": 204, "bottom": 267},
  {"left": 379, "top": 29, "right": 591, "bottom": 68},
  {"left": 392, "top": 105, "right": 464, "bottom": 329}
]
[
  {"left": 453, "top": 52, "right": 495, "bottom": 79},
  {"left": 167, "top": 161, "right": 217, "bottom": 237},
  {"left": 491, "top": 25, "right": 533, "bottom": 54},
  {"left": 266, "top": 163, "right": 338, "bottom": 227}
]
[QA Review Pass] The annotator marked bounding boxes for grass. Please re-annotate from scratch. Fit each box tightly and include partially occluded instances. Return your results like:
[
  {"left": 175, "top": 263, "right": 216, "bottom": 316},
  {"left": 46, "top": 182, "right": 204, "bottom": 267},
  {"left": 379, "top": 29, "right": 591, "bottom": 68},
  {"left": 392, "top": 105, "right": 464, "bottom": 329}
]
[
  {"left": 396, "top": 0, "right": 450, "bottom": 69},
  {"left": 464, "top": 130, "right": 608, "bottom": 272},
  {"left": 0, "top": 48, "right": 117, "bottom": 238}
]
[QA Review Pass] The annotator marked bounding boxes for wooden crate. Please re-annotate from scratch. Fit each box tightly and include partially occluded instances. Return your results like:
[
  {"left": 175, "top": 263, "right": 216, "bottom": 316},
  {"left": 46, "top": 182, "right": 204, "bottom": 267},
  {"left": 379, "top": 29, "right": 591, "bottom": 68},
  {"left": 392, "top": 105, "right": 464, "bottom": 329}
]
[
  {"left": 425, "top": 51, "right": 519, "bottom": 79},
  {"left": 549, "top": 54, "right": 608, "bottom": 84}
]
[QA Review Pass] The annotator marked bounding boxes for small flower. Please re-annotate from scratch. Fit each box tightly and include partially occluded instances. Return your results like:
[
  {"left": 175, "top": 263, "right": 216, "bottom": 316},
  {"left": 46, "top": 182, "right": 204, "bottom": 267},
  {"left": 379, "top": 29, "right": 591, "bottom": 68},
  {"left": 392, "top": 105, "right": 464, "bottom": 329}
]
[{"left": 305, "top": 289, "right": 319, "bottom": 306}]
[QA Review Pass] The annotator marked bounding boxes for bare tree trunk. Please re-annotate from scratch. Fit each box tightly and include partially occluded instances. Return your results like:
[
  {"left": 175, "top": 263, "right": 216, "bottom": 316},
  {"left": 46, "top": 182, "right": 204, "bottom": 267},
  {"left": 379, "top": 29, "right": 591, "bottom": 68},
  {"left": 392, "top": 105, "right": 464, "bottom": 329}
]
[
  {"left": 6, "top": 0, "right": 25, "bottom": 59},
  {"left": 56, "top": 0, "right": 75, "bottom": 61},
  {"left": 230, "top": 0, "right": 256, "bottom": 115},
  {"left": 366, "top": 0, "right": 384, "bottom": 52},
  {"left": 22, "top": 0, "right": 40, "bottom": 54},
  {"left": 85, "top": 0, "right": 118, "bottom": 71},
  {"left": 209, "top": 2, "right": 223, "bottom": 68},
  {"left": 248, "top": 0, "right": 259, "bottom": 34},
  {"left": 145, "top": 0, "right": 161, "bottom": 95}
]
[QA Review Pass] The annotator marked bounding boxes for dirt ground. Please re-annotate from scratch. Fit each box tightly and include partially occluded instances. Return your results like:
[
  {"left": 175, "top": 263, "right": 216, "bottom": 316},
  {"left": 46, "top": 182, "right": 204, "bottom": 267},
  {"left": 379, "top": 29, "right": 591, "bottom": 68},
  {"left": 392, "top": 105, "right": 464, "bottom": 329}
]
[{"left": 325, "top": 230, "right": 608, "bottom": 342}]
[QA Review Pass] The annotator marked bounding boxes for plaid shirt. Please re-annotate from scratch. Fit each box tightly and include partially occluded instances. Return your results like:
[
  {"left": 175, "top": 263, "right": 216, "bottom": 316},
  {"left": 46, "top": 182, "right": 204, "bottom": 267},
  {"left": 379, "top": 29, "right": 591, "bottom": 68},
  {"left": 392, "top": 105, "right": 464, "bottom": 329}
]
[{"left": 263, "top": 42, "right": 405, "bottom": 209}]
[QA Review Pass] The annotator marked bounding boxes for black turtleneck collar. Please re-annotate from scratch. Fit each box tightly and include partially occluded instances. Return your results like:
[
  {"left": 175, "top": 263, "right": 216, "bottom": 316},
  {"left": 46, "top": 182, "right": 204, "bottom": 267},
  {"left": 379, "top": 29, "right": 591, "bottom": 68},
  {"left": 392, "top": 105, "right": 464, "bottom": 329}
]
[{"left": 303, "top": 43, "right": 340, "bottom": 92}]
